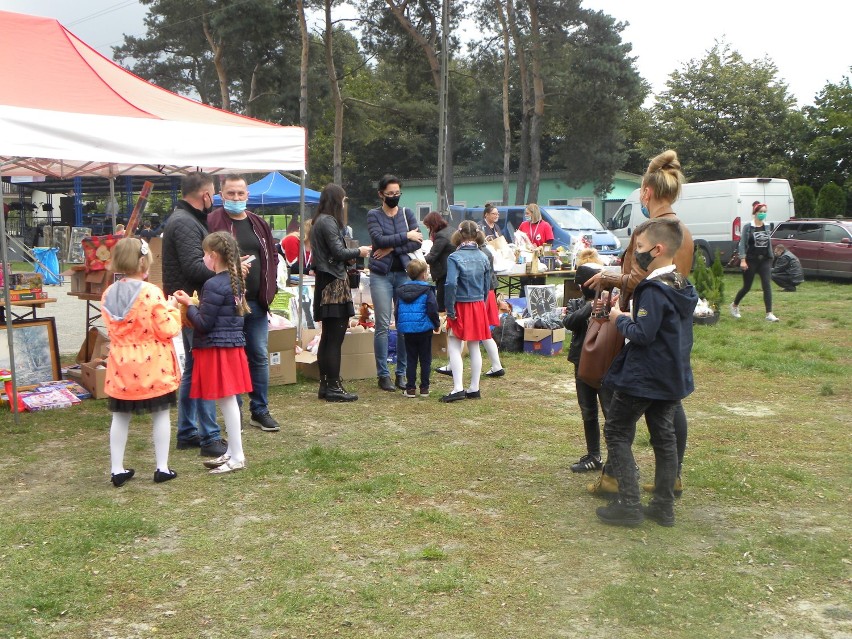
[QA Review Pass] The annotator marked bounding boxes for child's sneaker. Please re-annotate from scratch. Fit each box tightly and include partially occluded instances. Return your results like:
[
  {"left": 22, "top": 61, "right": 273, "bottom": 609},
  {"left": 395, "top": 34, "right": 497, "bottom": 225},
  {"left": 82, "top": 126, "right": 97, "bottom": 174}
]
[
  {"left": 402, "top": 388, "right": 417, "bottom": 399},
  {"left": 765, "top": 312, "right": 779, "bottom": 322},
  {"left": 419, "top": 387, "right": 430, "bottom": 398},
  {"left": 729, "top": 303, "right": 741, "bottom": 318}
]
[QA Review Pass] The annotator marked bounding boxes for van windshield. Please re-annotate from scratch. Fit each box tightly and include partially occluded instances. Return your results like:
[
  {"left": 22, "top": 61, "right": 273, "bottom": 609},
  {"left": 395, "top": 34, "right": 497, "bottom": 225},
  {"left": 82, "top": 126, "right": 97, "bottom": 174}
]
[{"left": 544, "top": 208, "right": 603, "bottom": 231}]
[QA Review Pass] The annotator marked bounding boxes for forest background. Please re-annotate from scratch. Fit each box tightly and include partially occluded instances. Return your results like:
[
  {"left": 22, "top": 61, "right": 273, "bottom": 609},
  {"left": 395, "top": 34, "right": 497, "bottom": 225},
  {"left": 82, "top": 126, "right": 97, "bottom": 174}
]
[{"left": 111, "top": 0, "right": 851, "bottom": 215}]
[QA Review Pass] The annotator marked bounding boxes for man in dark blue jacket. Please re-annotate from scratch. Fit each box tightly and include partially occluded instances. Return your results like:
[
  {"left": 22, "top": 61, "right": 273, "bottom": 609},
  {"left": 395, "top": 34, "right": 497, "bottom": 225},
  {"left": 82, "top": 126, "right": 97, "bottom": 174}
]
[{"left": 596, "top": 218, "right": 697, "bottom": 529}]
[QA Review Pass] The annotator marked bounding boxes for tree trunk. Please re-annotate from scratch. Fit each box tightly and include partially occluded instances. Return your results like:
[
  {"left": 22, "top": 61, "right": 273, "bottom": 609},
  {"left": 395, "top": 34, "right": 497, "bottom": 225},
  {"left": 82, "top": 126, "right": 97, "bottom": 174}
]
[
  {"left": 385, "top": 0, "right": 454, "bottom": 204},
  {"left": 202, "top": 16, "right": 230, "bottom": 111},
  {"left": 297, "top": 0, "right": 309, "bottom": 129},
  {"left": 526, "top": 0, "right": 545, "bottom": 204},
  {"left": 324, "top": 0, "right": 344, "bottom": 185},
  {"left": 496, "top": 0, "right": 512, "bottom": 205},
  {"left": 507, "top": 0, "right": 530, "bottom": 204}
]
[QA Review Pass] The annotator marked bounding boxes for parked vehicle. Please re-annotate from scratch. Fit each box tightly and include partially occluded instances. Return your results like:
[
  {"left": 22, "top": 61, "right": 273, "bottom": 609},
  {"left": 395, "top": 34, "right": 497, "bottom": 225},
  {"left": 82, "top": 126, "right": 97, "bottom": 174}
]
[
  {"left": 607, "top": 178, "right": 795, "bottom": 266},
  {"left": 770, "top": 218, "right": 852, "bottom": 280},
  {"left": 448, "top": 205, "right": 621, "bottom": 255}
]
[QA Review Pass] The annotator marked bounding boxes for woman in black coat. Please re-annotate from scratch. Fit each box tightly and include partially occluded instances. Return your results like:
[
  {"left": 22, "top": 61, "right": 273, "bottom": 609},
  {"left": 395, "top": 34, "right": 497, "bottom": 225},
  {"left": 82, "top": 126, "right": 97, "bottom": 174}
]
[{"left": 423, "top": 211, "right": 455, "bottom": 312}]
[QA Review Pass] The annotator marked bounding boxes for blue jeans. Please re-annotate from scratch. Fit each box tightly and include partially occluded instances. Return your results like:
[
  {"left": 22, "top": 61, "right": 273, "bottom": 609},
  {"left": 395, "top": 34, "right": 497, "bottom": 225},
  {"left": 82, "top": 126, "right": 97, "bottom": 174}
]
[
  {"left": 603, "top": 390, "right": 679, "bottom": 508},
  {"left": 371, "top": 270, "right": 408, "bottom": 379},
  {"left": 241, "top": 299, "right": 269, "bottom": 416},
  {"left": 176, "top": 326, "right": 221, "bottom": 447}
]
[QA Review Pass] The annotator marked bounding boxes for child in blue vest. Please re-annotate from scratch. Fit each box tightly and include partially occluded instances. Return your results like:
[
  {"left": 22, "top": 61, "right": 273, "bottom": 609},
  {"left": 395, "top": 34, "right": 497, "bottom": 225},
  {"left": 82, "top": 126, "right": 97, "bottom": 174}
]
[{"left": 395, "top": 260, "right": 440, "bottom": 398}]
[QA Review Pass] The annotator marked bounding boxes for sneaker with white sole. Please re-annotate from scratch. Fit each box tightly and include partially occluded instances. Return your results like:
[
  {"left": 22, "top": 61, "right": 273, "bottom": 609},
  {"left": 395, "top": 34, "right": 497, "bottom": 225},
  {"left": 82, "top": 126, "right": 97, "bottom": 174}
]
[
  {"left": 402, "top": 389, "right": 417, "bottom": 398},
  {"left": 570, "top": 453, "right": 603, "bottom": 473},
  {"left": 209, "top": 459, "right": 245, "bottom": 474},
  {"left": 766, "top": 312, "right": 779, "bottom": 322},
  {"left": 729, "top": 303, "right": 741, "bottom": 318},
  {"left": 202, "top": 454, "right": 230, "bottom": 469}
]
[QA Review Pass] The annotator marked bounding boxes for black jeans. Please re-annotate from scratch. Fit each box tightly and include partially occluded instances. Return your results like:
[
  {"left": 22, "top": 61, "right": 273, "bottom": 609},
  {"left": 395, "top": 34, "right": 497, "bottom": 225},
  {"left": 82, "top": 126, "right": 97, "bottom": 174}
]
[
  {"left": 574, "top": 365, "right": 603, "bottom": 456},
  {"left": 404, "top": 330, "right": 433, "bottom": 391},
  {"left": 734, "top": 256, "right": 773, "bottom": 312},
  {"left": 771, "top": 274, "right": 797, "bottom": 290},
  {"left": 317, "top": 316, "right": 348, "bottom": 380},
  {"left": 604, "top": 390, "right": 679, "bottom": 507}
]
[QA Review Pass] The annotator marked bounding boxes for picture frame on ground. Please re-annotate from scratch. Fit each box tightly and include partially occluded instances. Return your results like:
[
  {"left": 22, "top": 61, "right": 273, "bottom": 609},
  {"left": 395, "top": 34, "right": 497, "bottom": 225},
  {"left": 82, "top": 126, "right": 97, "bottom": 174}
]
[
  {"left": 0, "top": 318, "right": 60, "bottom": 386},
  {"left": 69, "top": 227, "right": 92, "bottom": 263},
  {"left": 52, "top": 226, "right": 71, "bottom": 262}
]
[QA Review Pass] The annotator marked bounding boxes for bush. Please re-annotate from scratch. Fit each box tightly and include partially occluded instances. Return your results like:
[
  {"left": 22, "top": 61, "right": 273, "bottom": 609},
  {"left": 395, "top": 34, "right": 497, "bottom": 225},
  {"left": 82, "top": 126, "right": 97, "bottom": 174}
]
[
  {"left": 692, "top": 250, "right": 725, "bottom": 310},
  {"left": 815, "top": 182, "right": 846, "bottom": 216},
  {"left": 793, "top": 185, "right": 816, "bottom": 216}
]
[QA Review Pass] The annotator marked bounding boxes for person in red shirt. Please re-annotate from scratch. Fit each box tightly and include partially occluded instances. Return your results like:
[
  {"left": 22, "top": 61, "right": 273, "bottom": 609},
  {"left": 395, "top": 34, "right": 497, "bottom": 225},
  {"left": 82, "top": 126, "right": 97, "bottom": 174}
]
[
  {"left": 281, "top": 218, "right": 312, "bottom": 276},
  {"left": 517, "top": 203, "right": 554, "bottom": 248}
]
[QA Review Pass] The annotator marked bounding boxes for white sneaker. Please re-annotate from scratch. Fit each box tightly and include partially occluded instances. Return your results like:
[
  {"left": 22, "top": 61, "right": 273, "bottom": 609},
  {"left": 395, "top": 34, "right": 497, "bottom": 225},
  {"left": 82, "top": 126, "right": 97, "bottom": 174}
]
[
  {"left": 766, "top": 313, "right": 779, "bottom": 322},
  {"left": 202, "top": 454, "right": 230, "bottom": 469},
  {"left": 729, "top": 303, "right": 741, "bottom": 319}
]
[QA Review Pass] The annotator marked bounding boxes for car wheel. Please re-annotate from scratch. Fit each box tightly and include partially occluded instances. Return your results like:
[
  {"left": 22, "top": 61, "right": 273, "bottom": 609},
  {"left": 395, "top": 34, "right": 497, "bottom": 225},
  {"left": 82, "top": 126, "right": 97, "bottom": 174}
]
[{"left": 693, "top": 245, "right": 712, "bottom": 269}]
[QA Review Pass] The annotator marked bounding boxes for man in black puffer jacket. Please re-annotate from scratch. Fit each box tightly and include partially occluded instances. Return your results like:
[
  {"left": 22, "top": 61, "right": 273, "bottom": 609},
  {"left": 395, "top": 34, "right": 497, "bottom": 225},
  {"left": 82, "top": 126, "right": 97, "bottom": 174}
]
[{"left": 162, "top": 172, "right": 226, "bottom": 457}]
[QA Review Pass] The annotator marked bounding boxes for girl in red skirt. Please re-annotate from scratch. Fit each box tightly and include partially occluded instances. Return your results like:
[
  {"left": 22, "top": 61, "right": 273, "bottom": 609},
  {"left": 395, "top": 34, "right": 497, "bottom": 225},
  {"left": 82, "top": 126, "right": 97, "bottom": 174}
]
[
  {"left": 441, "top": 221, "right": 493, "bottom": 403},
  {"left": 174, "top": 231, "right": 252, "bottom": 474}
]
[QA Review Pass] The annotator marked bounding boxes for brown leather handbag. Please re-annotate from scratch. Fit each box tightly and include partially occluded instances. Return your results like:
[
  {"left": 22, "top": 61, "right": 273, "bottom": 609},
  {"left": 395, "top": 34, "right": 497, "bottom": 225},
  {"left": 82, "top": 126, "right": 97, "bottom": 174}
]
[{"left": 577, "top": 289, "right": 625, "bottom": 389}]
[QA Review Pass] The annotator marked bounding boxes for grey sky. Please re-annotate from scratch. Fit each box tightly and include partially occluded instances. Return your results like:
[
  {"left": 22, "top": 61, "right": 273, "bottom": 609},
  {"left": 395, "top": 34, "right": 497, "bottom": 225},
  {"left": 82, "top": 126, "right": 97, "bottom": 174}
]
[{"left": 3, "top": 0, "right": 849, "bottom": 107}]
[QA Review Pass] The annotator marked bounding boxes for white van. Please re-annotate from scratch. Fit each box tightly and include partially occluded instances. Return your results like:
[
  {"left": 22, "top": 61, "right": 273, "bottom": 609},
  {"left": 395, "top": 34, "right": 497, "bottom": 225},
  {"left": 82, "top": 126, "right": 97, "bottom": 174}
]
[{"left": 606, "top": 178, "right": 795, "bottom": 266}]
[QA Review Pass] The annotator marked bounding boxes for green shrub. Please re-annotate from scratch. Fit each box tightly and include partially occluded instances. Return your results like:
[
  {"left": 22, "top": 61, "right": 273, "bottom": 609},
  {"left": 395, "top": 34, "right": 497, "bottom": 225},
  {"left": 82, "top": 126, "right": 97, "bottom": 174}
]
[
  {"left": 692, "top": 250, "right": 725, "bottom": 310},
  {"left": 815, "top": 182, "right": 847, "bottom": 216},
  {"left": 793, "top": 185, "right": 815, "bottom": 216}
]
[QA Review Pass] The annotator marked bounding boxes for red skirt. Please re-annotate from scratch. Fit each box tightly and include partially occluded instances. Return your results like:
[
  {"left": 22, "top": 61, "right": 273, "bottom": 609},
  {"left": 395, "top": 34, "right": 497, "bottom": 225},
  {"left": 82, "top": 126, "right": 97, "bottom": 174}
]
[
  {"left": 485, "top": 289, "right": 499, "bottom": 328},
  {"left": 447, "top": 300, "right": 492, "bottom": 341},
  {"left": 191, "top": 347, "right": 252, "bottom": 400}
]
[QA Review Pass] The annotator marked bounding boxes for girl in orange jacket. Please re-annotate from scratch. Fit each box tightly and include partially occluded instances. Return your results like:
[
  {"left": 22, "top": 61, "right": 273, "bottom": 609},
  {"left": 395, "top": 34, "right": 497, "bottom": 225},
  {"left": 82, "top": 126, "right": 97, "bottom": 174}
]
[{"left": 102, "top": 238, "right": 182, "bottom": 487}]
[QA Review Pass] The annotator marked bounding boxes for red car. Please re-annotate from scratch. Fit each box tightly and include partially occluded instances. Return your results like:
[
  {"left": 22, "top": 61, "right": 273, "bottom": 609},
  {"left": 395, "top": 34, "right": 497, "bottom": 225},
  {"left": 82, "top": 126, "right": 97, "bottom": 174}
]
[{"left": 770, "top": 218, "right": 852, "bottom": 280}]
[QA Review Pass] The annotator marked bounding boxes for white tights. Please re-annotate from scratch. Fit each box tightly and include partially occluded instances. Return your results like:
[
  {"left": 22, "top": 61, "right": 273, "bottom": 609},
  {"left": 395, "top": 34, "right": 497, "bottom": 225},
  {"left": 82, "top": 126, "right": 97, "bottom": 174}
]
[
  {"left": 481, "top": 337, "right": 502, "bottom": 372},
  {"left": 110, "top": 408, "right": 171, "bottom": 474},
  {"left": 447, "top": 335, "right": 482, "bottom": 393},
  {"left": 218, "top": 395, "right": 245, "bottom": 463}
]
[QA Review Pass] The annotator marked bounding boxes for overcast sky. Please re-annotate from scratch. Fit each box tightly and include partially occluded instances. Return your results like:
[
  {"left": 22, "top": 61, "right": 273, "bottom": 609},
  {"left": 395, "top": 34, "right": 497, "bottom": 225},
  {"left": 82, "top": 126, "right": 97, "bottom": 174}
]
[{"left": 2, "top": 0, "right": 849, "bottom": 108}]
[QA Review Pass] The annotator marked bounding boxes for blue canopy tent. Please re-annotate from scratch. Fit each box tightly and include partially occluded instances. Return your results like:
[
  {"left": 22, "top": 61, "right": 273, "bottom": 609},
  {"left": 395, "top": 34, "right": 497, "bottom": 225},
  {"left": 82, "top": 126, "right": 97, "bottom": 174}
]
[{"left": 213, "top": 172, "right": 321, "bottom": 206}]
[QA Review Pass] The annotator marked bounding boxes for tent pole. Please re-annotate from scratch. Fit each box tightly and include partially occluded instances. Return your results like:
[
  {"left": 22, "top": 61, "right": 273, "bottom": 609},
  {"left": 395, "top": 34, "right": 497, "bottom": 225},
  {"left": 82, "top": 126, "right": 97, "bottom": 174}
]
[
  {"left": 0, "top": 172, "right": 21, "bottom": 424},
  {"left": 109, "top": 177, "right": 117, "bottom": 233},
  {"left": 296, "top": 171, "right": 306, "bottom": 342}
]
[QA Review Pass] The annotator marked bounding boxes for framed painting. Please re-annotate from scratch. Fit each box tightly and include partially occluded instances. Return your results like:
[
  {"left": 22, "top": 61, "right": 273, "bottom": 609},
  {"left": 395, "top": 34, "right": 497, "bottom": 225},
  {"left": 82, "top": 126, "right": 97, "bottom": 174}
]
[
  {"left": 524, "top": 284, "right": 557, "bottom": 319},
  {"left": 0, "top": 318, "right": 61, "bottom": 386},
  {"left": 53, "top": 226, "right": 71, "bottom": 262},
  {"left": 68, "top": 227, "right": 92, "bottom": 263}
]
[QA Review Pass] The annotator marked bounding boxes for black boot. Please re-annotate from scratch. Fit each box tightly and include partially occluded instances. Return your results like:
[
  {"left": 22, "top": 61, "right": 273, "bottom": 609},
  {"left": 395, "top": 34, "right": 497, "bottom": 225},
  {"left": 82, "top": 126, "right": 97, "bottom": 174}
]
[
  {"left": 326, "top": 378, "right": 358, "bottom": 402},
  {"left": 318, "top": 375, "right": 328, "bottom": 400}
]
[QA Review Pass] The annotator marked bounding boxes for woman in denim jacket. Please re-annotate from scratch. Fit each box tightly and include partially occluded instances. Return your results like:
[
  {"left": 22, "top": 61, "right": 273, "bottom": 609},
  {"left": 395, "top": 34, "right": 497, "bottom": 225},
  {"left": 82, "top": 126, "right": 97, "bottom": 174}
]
[
  {"left": 441, "top": 220, "right": 492, "bottom": 403},
  {"left": 366, "top": 175, "right": 423, "bottom": 391}
]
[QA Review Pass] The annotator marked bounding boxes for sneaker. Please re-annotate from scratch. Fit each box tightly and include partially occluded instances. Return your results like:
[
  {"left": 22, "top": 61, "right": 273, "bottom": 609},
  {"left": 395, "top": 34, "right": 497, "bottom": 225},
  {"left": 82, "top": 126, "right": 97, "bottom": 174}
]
[
  {"left": 176, "top": 435, "right": 201, "bottom": 450},
  {"left": 209, "top": 458, "right": 246, "bottom": 475},
  {"left": 153, "top": 468, "right": 178, "bottom": 483},
  {"left": 642, "top": 476, "right": 683, "bottom": 498},
  {"left": 251, "top": 412, "right": 280, "bottom": 432},
  {"left": 729, "top": 303, "right": 741, "bottom": 318},
  {"left": 587, "top": 472, "right": 619, "bottom": 496},
  {"left": 642, "top": 501, "right": 675, "bottom": 527},
  {"left": 485, "top": 368, "right": 505, "bottom": 378},
  {"left": 596, "top": 499, "right": 644, "bottom": 527},
  {"left": 419, "top": 388, "right": 430, "bottom": 397},
  {"left": 435, "top": 366, "right": 452, "bottom": 376},
  {"left": 202, "top": 454, "right": 231, "bottom": 469},
  {"left": 402, "top": 388, "right": 417, "bottom": 399},
  {"left": 571, "top": 454, "right": 603, "bottom": 473},
  {"left": 111, "top": 468, "right": 135, "bottom": 488},
  {"left": 766, "top": 312, "right": 779, "bottom": 322},
  {"left": 199, "top": 439, "right": 228, "bottom": 458}
]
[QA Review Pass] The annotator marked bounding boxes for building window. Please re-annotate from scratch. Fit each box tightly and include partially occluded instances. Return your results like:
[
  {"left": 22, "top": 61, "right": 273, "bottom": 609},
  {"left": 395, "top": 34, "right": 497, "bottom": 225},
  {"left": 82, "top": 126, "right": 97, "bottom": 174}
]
[
  {"left": 548, "top": 199, "right": 568, "bottom": 206},
  {"left": 416, "top": 203, "right": 432, "bottom": 221}
]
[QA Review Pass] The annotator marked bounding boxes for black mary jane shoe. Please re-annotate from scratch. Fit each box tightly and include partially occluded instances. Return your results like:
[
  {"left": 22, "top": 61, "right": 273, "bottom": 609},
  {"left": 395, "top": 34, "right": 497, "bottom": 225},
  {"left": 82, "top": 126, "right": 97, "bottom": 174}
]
[
  {"left": 153, "top": 469, "right": 178, "bottom": 483},
  {"left": 440, "top": 390, "right": 467, "bottom": 403},
  {"left": 465, "top": 390, "right": 481, "bottom": 399},
  {"left": 111, "top": 468, "right": 135, "bottom": 488}
]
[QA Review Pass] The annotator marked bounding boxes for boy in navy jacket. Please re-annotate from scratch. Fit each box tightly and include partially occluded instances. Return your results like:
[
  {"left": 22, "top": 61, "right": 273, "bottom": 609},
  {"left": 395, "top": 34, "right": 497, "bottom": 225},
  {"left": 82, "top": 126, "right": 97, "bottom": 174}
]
[
  {"left": 395, "top": 260, "right": 440, "bottom": 398},
  {"left": 596, "top": 218, "right": 697, "bottom": 528}
]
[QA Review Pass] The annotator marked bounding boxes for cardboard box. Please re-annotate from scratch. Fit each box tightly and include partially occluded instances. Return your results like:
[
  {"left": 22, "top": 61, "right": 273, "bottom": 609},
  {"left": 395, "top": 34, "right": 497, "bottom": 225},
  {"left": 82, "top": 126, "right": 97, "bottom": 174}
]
[
  {"left": 431, "top": 331, "right": 468, "bottom": 359},
  {"left": 296, "top": 326, "right": 376, "bottom": 381},
  {"left": 85, "top": 270, "right": 112, "bottom": 296},
  {"left": 146, "top": 236, "right": 163, "bottom": 289},
  {"left": 267, "top": 327, "right": 297, "bottom": 385},
  {"left": 80, "top": 360, "right": 108, "bottom": 399},
  {"left": 523, "top": 327, "right": 565, "bottom": 356},
  {"left": 76, "top": 327, "right": 110, "bottom": 364},
  {"left": 8, "top": 290, "right": 47, "bottom": 301},
  {"left": 63, "top": 267, "right": 87, "bottom": 293}
]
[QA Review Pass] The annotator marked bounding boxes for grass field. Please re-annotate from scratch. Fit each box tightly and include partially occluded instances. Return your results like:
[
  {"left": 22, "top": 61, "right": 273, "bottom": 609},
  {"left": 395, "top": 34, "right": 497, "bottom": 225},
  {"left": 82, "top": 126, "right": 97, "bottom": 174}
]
[{"left": 1, "top": 274, "right": 850, "bottom": 638}]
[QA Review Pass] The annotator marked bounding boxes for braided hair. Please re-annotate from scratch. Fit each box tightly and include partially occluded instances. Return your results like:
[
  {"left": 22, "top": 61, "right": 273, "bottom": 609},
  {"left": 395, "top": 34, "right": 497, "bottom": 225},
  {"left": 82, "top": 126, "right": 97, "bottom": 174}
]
[{"left": 202, "top": 231, "right": 250, "bottom": 316}]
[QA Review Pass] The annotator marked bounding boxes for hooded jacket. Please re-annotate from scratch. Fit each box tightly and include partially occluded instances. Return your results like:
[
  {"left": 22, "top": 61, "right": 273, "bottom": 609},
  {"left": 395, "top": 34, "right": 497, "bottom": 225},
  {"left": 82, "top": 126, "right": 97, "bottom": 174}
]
[
  {"left": 162, "top": 200, "right": 214, "bottom": 297},
  {"left": 101, "top": 279, "right": 182, "bottom": 400},
  {"left": 395, "top": 280, "right": 440, "bottom": 334},
  {"left": 603, "top": 268, "right": 698, "bottom": 401},
  {"left": 207, "top": 207, "right": 278, "bottom": 310}
]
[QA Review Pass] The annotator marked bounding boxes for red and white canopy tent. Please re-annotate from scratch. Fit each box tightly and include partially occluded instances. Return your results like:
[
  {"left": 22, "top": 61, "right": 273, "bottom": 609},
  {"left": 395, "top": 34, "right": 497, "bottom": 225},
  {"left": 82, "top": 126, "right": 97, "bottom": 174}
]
[{"left": 0, "top": 10, "right": 309, "bottom": 417}]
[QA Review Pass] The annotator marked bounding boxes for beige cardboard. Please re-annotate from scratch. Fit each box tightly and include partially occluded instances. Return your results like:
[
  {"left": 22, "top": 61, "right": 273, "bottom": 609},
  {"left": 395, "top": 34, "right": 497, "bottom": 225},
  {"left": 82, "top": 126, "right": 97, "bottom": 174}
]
[
  {"left": 269, "top": 348, "right": 297, "bottom": 385},
  {"left": 80, "top": 361, "right": 108, "bottom": 399}
]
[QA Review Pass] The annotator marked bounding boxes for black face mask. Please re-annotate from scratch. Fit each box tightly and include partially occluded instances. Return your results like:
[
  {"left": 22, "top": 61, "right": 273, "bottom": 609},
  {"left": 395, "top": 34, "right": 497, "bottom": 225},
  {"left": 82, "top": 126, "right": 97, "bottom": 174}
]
[
  {"left": 383, "top": 195, "right": 401, "bottom": 209},
  {"left": 634, "top": 248, "right": 657, "bottom": 271},
  {"left": 201, "top": 193, "right": 213, "bottom": 216}
]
